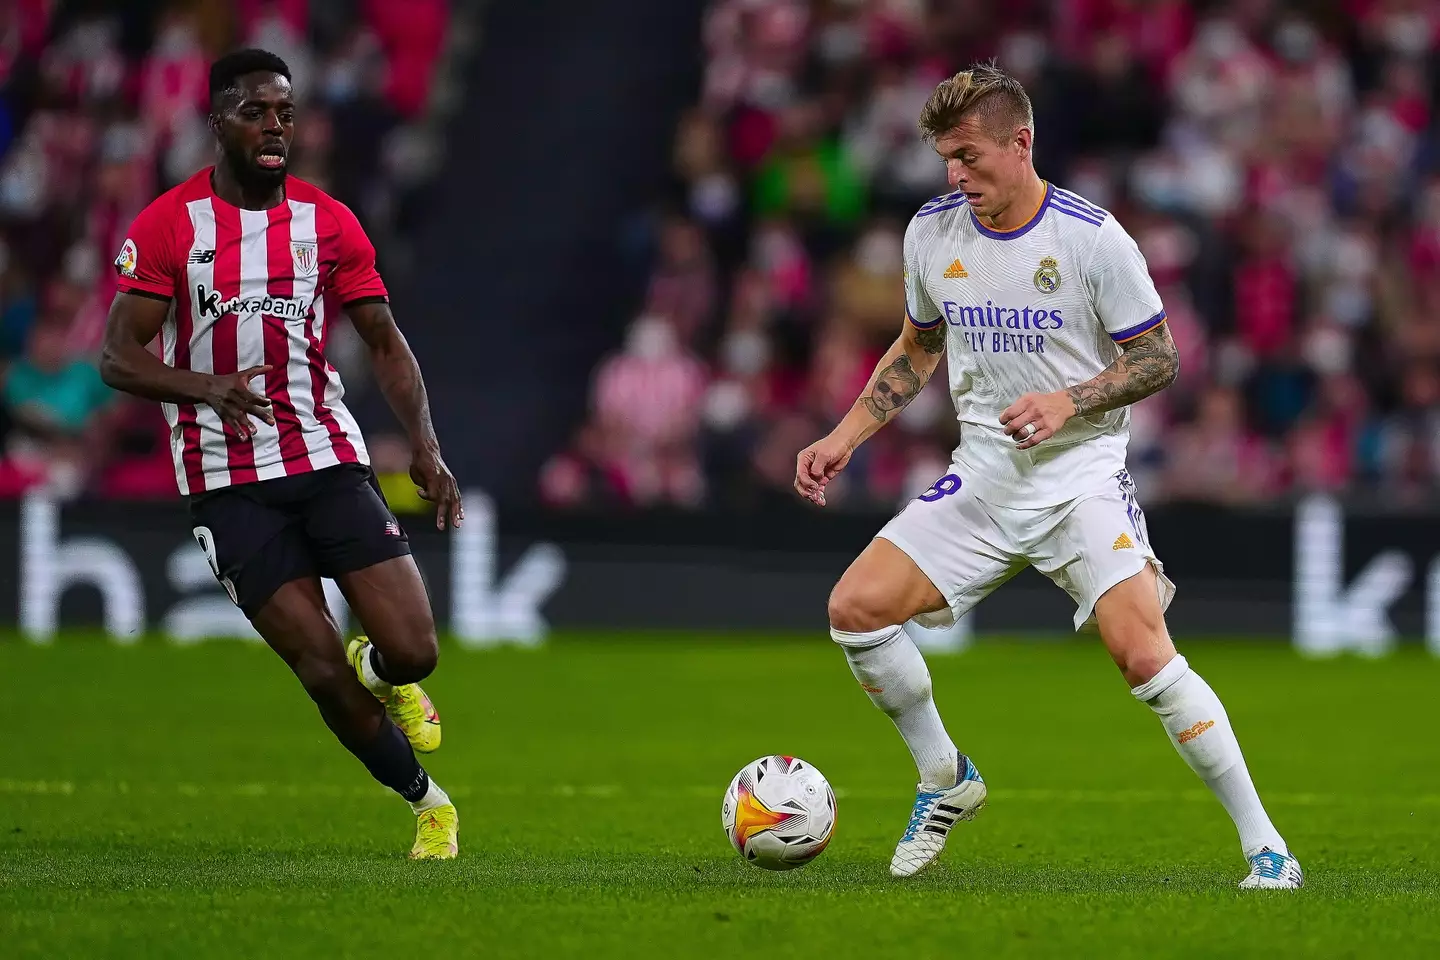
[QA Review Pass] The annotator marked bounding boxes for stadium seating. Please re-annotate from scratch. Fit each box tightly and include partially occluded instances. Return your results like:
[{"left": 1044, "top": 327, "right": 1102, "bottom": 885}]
[
  {"left": 0, "top": 0, "right": 451, "bottom": 500},
  {"left": 543, "top": 0, "right": 1440, "bottom": 510}
]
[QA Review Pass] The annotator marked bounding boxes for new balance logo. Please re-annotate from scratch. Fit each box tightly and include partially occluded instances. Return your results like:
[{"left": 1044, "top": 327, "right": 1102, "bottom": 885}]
[
  {"left": 1112, "top": 533, "right": 1134, "bottom": 551},
  {"left": 1177, "top": 719, "right": 1215, "bottom": 744},
  {"left": 384, "top": 520, "right": 402, "bottom": 537},
  {"left": 943, "top": 259, "right": 968, "bottom": 279},
  {"left": 188, "top": 249, "right": 216, "bottom": 264}
]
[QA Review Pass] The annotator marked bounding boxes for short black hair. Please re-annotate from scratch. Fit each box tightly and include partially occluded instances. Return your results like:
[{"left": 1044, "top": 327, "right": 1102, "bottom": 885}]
[{"left": 209, "top": 49, "right": 292, "bottom": 109}]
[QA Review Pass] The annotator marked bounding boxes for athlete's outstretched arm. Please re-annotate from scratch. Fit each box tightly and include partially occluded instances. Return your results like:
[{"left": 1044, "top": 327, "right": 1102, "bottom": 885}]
[
  {"left": 99, "top": 291, "right": 275, "bottom": 439},
  {"left": 794, "top": 316, "right": 946, "bottom": 506},
  {"left": 1000, "top": 322, "right": 1179, "bottom": 451},
  {"left": 345, "top": 299, "right": 462, "bottom": 530}
]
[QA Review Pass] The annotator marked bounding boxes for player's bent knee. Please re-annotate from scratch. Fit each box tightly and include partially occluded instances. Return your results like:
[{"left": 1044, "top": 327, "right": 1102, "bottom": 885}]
[
  {"left": 1100, "top": 623, "right": 1176, "bottom": 686},
  {"left": 829, "top": 537, "right": 946, "bottom": 634},
  {"left": 1095, "top": 567, "right": 1175, "bottom": 684},
  {"left": 827, "top": 583, "right": 897, "bottom": 635},
  {"left": 1115, "top": 645, "right": 1175, "bottom": 686},
  {"left": 378, "top": 633, "right": 439, "bottom": 684}
]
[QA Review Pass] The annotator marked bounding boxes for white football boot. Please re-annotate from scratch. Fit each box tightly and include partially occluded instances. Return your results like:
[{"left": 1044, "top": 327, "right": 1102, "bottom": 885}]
[
  {"left": 889, "top": 754, "right": 986, "bottom": 878},
  {"left": 1238, "top": 847, "right": 1304, "bottom": 890}
]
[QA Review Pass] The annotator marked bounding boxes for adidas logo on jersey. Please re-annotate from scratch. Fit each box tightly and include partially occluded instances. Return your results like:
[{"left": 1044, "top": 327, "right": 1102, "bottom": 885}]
[
  {"left": 943, "top": 259, "right": 968, "bottom": 279},
  {"left": 1112, "top": 533, "right": 1134, "bottom": 551}
]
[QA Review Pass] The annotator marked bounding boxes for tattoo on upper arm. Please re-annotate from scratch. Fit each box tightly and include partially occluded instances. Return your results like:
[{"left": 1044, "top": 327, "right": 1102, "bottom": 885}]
[
  {"left": 914, "top": 324, "right": 946, "bottom": 355},
  {"left": 1065, "top": 323, "right": 1179, "bottom": 417},
  {"left": 862, "top": 354, "right": 926, "bottom": 422}
]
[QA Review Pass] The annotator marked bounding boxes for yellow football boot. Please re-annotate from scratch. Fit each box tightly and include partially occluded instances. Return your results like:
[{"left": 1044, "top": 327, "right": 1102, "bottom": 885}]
[
  {"left": 410, "top": 804, "right": 459, "bottom": 860},
  {"left": 347, "top": 637, "right": 442, "bottom": 753}
]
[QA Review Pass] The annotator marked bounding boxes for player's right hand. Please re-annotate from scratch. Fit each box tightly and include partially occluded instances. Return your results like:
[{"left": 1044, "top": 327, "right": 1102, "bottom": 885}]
[
  {"left": 203, "top": 364, "right": 275, "bottom": 439},
  {"left": 794, "top": 434, "right": 854, "bottom": 508}
]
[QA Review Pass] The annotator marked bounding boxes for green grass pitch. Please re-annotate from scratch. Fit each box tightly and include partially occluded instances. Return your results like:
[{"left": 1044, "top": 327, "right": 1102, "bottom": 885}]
[{"left": 2, "top": 633, "right": 1438, "bottom": 958}]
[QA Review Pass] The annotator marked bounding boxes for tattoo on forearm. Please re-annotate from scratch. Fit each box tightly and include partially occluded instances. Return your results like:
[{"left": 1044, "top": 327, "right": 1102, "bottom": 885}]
[
  {"left": 914, "top": 324, "right": 946, "bottom": 355},
  {"left": 1065, "top": 324, "right": 1179, "bottom": 417},
  {"left": 861, "top": 354, "right": 926, "bottom": 422}
]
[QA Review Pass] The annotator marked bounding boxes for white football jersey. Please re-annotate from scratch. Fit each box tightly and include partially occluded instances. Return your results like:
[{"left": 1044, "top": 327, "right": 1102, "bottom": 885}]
[{"left": 904, "top": 182, "right": 1166, "bottom": 507}]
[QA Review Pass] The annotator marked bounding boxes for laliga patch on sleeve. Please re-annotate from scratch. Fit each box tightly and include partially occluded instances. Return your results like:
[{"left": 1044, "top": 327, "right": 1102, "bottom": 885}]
[{"left": 115, "top": 238, "right": 138, "bottom": 278}]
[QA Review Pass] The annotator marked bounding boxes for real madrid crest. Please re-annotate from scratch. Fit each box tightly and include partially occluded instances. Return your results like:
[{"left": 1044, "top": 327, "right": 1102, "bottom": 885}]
[{"left": 1034, "top": 255, "right": 1061, "bottom": 295}]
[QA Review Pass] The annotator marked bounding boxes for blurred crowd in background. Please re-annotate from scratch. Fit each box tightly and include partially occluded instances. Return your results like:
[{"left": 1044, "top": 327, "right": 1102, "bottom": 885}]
[
  {"left": 543, "top": 0, "right": 1440, "bottom": 512},
  {"left": 0, "top": 0, "right": 449, "bottom": 502}
]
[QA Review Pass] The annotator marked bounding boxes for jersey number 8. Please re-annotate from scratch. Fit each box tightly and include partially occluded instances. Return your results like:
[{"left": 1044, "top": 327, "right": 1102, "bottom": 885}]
[{"left": 918, "top": 474, "right": 962, "bottom": 502}]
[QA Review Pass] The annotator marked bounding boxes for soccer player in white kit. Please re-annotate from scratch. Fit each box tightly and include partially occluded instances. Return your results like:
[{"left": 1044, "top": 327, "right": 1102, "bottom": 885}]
[{"left": 794, "top": 64, "right": 1303, "bottom": 889}]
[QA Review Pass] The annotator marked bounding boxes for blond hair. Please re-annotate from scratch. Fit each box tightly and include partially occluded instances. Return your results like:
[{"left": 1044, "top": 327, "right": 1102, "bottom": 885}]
[{"left": 917, "top": 62, "right": 1034, "bottom": 144}]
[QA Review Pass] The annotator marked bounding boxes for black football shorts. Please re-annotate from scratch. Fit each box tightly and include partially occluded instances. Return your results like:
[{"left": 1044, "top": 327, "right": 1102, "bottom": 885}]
[{"left": 186, "top": 463, "right": 412, "bottom": 618}]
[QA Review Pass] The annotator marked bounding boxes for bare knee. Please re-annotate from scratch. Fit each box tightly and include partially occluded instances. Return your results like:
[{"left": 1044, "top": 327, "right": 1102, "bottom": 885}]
[
  {"left": 828, "top": 581, "right": 897, "bottom": 634},
  {"left": 1095, "top": 567, "right": 1175, "bottom": 686},
  {"left": 341, "top": 558, "right": 439, "bottom": 682},
  {"left": 829, "top": 539, "right": 945, "bottom": 635},
  {"left": 1108, "top": 638, "right": 1174, "bottom": 687},
  {"left": 830, "top": 556, "right": 940, "bottom": 634},
  {"left": 1101, "top": 605, "right": 1175, "bottom": 685},
  {"left": 372, "top": 627, "right": 439, "bottom": 684}
]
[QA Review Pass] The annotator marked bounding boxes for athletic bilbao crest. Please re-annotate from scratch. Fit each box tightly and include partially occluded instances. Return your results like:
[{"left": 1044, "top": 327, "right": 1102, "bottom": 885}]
[{"left": 291, "top": 240, "right": 318, "bottom": 277}]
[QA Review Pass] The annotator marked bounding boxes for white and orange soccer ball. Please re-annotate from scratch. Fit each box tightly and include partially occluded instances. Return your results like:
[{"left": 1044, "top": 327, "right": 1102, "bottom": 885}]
[{"left": 721, "top": 755, "right": 837, "bottom": 870}]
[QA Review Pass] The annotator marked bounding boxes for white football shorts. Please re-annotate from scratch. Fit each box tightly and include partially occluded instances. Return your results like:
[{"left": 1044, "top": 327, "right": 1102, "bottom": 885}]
[{"left": 877, "top": 468, "right": 1175, "bottom": 631}]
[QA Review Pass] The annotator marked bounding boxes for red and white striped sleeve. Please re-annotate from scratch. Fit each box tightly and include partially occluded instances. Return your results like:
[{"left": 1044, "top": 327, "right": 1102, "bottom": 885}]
[
  {"left": 325, "top": 198, "right": 388, "bottom": 305},
  {"left": 114, "top": 194, "right": 181, "bottom": 300}
]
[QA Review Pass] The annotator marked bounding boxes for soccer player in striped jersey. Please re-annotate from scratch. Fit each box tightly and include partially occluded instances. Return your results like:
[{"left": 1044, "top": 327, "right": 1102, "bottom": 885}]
[
  {"left": 100, "top": 50, "right": 459, "bottom": 859},
  {"left": 794, "top": 63, "right": 1301, "bottom": 889}
]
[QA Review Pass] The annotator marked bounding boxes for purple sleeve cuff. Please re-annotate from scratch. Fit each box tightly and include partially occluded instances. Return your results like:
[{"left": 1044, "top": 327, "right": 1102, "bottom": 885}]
[
  {"left": 1111, "top": 310, "right": 1167, "bottom": 344},
  {"left": 907, "top": 305, "right": 942, "bottom": 329}
]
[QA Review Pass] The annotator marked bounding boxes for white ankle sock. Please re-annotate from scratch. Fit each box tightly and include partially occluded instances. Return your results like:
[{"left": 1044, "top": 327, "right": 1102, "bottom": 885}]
[
  {"left": 361, "top": 646, "right": 394, "bottom": 697},
  {"left": 1132, "top": 654, "right": 1287, "bottom": 856},
  {"left": 832, "top": 624, "right": 959, "bottom": 788},
  {"left": 410, "top": 777, "right": 451, "bottom": 815}
]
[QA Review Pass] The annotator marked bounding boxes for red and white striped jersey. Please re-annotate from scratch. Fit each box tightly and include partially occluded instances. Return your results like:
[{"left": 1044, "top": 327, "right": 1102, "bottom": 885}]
[{"left": 114, "top": 166, "right": 383, "bottom": 495}]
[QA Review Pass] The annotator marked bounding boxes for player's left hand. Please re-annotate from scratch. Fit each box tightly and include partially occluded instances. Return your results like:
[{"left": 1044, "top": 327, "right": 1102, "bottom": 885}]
[
  {"left": 1000, "top": 391, "right": 1076, "bottom": 450},
  {"left": 410, "top": 446, "right": 464, "bottom": 531}
]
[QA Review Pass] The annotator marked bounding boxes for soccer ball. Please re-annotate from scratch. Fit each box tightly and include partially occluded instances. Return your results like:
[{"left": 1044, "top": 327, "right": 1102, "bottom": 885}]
[{"left": 721, "top": 755, "right": 837, "bottom": 870}]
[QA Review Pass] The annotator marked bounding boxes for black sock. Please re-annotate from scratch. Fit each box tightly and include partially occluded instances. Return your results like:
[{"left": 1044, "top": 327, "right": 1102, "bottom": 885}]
[
  {"left": 368, "top": 646, "right": 401, "bottom": 686},
  {"left": 352, "top": 718, "right": 429, "bottom": 803}
]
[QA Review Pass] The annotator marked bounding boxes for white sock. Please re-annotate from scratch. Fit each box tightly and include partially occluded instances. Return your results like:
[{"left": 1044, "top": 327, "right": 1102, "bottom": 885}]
[
  {"left": 832, "top": 624, "right": 959, "bottom": 788},
  {"left": 1132, "top": 654, "right": 1287, "bottom": 856},
  {"left": 410, "top": 776, "right": 451, "bottom": 815},
  {"left": 360, "top": 646, "right": 394, "bottom": 698}
]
